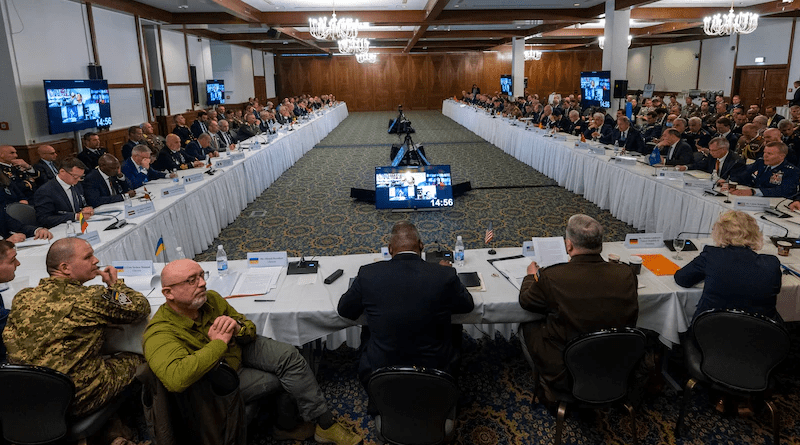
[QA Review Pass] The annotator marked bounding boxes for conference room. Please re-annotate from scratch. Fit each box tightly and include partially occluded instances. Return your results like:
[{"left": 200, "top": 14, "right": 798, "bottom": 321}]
[{"left": 1, "top": 0, "right": 800, "bottom": 444}]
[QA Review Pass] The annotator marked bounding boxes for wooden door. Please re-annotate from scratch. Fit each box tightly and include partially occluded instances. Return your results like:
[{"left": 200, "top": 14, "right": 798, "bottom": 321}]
[
  {"left": 735, "top": 66, "right": 790, "bottom": 109},
  {"left": 253, "top": 75, "right": 266, "bottom": 103},
  {"left": 764, "top": 68, "right": 789, "bottom": 109},
  {"left": 736, "top": 68, "right": 765, "bottom": 109}
]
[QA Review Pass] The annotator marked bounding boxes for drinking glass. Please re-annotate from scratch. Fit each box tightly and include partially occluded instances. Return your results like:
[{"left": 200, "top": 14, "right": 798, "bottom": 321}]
[{"left": 673, "top": 236, "right": 686, "bottom": 260}]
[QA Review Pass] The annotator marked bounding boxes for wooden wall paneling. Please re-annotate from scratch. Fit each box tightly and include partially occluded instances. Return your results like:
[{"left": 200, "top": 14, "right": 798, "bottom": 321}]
[
  {"left": 254, "top": 75, "right": 267, "bottom": 102},
  {"left": 372, "top": 56, "right": 392, "bottom": 111},
  {"left": 354, "top": 59, "right": 373, "bottom": 111},
  {"left": 391, "top": 55, "right": 410, "bottom": 111},
  {"left": 15, "top": 139, "right": 77, "bottom": 165},
  {"left": 333, "top": 56, "right": 356, "bottom": 110},
  {"left": 428, "top": 54, "right": 446, "bottom": 109},
  {"left": 764, "top": 67, "right": 789, "bottom": 109}
]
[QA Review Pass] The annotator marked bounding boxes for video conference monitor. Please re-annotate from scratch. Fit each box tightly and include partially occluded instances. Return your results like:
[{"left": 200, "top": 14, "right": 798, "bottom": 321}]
[
  {"left": 500, "top": 75, "right": 512, "bottom": 96},
  {"left": 206, "top": 79, "right": 225, "bottom": 105},
  {"left": 579, "top": 71, "right": 611, "bottom": 109},
  {"left": 44, "top": 79, "right": 111, "bottom": 135},
  {"left": 375, "top": 165, "right": 454, "bottom": 210}
]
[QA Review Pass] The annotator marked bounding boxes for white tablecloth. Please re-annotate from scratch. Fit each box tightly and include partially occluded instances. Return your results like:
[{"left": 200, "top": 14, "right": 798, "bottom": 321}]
[{"left": 442, "top": 99, "right": 800, "bottom": 239}]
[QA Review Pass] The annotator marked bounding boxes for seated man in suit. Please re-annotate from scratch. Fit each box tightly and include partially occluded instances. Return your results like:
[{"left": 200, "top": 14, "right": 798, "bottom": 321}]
[
  {"left": 561, "top": 110, "right": 586, "bottom": 136},
  {"left": 656, "top": 128, "right": 693, "bottom": 166},
  {"left": 583, "top": 112, "right": 613, "bottom": 142},
  {"left": 0, "top": 201, "right": 51, "bottom": 244},
  {"left": 154, "top": 134, "right": 205, "bottom": 172},
  {"left": 83, "top": 154, "right": 135, "bottom": 207},
  {"left": 610, "top": 116, "right": 646, "bottom": 154},
  {"left": 730, "top": 142, "right": 800, "bottom": 198},
  {"left": 236, "top": 112, "right": 261, "bottom": 142},
  {"left": 171, "top": 114, "right": 194, "bottom": 148},
  {"left": 216, "top": 120, "right": 236, "bottom": 151},
  {"left": 714, "top": 117, "right": 739, "bottom": 149},
  {"left": 678, "top": 136, "right": 745, "bottom": 181},
  {"left": 185, "top": 133, "right": 217, "bottom": 163},
  {"left": 206, "top": 120, "right": 224, "bottom": 153},
  {"left": 730, "top": 111, "right": 747, "bottom": 135},
  {"left": 33, "top": 157, "right": 94, "bottom": 228},
  {"left": 519, "top": 214, "right": 638, "bottom": 400},
  {"left": 121, "top": 126, "right": 144, "bottom": 160},
  {"left": 76, "top": 132, "right": 106, "bottom": 171},
  {"left": 765, "top": 106, "right": 785, "bottom": 129},
  {"left": 122, "top": 145, "right": 174, "bottom": 189},
  {"left": 144, "top": 259, "right": 362, "bottom": 444},
  {"left": 338, "top": 222, "right": 474, "bottom": 389},
  {"left": 33, "top": 145, "right": 60, "bottom": 185},
  {"left": 190, "top": 110, "right": 209, "bottom": 139}
]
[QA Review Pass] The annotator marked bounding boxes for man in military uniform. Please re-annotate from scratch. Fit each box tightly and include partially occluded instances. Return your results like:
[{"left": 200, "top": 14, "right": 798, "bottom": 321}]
[
  {"left": 141, "top": 122, "right": 164, "bottom": 162},
  {"left": 170, "top": 114, "right": 194, "bottom": 148},
  {"left": 0, "top": 145, "right": 40, "bottom": 204},
  {"left": 735, "top": 123, "right": 764, "bottom": 160},
  {"left": 153, "top": 134, "right": 205, "bottom": 172},
  {"left": 681, "top": 96, "right": 698, "bottom": 119},
  {"left": 730, "top": 142, "right": 799, "bottom": 198},
  {"left": 0, "top": 239, "right": 20, "bottom": 361},
  {"left": 2, "top": 237, "right": 150, "bottom": 416},
  {"left": 683, "top": 117, "right": 712, "bottom": 151}
]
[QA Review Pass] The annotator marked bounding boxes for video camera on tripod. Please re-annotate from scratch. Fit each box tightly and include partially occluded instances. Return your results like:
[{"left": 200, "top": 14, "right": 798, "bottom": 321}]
[{"left": 388, "top": 105, "right": 428, "bottom": 166}]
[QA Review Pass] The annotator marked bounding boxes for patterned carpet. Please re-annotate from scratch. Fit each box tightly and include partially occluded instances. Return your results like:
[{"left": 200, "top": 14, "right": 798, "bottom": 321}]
[{"left": 195, "top": 111, "right": 800, "bottom": 444}]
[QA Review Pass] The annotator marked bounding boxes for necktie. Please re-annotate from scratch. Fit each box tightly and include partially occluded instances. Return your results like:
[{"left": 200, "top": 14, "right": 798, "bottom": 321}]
[
  {"left": 70, "top": 186, "right": 80, "bottom": 213},
  {"left": 47, "top": 161, "right": 58, "bottom": 177},
  {"left": 108, "top": 177, "right": 116, "bottom": 195},
  {"left": 621, "top": 131, "right": 627, "bottom": 141},
  {"left": 201, "top": 122, "right": 207, "bottom": 133},
  {"left": 715, "top": 159, "right": 720, "bottom": 174}
]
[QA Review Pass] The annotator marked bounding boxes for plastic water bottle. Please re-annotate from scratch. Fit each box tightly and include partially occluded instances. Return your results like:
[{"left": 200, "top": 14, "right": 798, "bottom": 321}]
[
  {"left": 454, "top": 236, "right": 465, "bottom": 267},
  {"left": 252, "top": 139, "right": 260, "bottom": 151},
  {"left": 216, "top": 245, "right": 228, "bottom": 276},
  {"left": 175, "top": 246, "right": 186, "bottom": 260}
]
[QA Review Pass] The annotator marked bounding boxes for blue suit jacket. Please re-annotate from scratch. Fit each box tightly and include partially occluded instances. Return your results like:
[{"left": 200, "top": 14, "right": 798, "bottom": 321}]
[
  {"left": 82, "top": 169, "right": 132, "bottom": 207},
  {"left": 33, "top": 179, "right": 86, "bottom": 228},
  {"left": 121, "top": 158, "right": 166, "bottom": 189},
  {"left": 675, "top": 245, "right": 781, "bottom": 320},
  {"left": 734, "top": 159, "right": 800, "bottom": 198},
  {"left": 337, "top": 253, "right": 474, "bottom": 382}
]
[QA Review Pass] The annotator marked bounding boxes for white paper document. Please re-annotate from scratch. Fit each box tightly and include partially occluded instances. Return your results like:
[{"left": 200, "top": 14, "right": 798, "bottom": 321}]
[
  {"left": 491, "top": 256, "right": 533, "bottom": 290},
  {"left": 14, "top": 238, "right": 51, "bottom": 248},
  {"left": 531, "top": 237, "right": 570, "bottom": 268},
  {"left": 230, "top": 268, "right": 283, "bottom": 296}
]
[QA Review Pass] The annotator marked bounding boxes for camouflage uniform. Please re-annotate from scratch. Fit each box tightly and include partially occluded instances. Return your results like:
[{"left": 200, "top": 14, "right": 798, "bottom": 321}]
[{"left": 2, "top": 277, "right": 150, "bottom": 416}]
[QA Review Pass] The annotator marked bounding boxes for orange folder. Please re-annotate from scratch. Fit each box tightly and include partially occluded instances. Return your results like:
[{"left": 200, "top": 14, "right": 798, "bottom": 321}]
[{"left": 634, "top": 254, "right": 680, "bottom": 276}]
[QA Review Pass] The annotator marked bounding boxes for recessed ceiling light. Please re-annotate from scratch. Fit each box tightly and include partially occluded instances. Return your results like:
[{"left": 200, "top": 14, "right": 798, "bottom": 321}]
[
  {"left": 454, "top": 4, "right": 459, "bottom": 7},
  {"left": 178, "top": 0, "right": 188, "bottom": 9},
  {"left": 574, "top": 2, "right": 580, "bottom": 6}
]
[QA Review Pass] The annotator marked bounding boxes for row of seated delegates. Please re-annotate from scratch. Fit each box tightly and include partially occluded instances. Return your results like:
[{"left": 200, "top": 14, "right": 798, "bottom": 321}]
[
  {"left": 0, "top": 145, "right": 43, "bottom": 205},
  {"left": 153, "top": 134, "right": 206, "bottom": 172}
]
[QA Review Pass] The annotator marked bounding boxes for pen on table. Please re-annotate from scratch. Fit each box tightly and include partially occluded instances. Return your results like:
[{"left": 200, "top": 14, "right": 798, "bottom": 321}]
[
  {"left": 254, "top": 299, "right": 272, "bottom": 302},
  {"left": 780, "top": 264, "right": 800, "bottom": 279}
]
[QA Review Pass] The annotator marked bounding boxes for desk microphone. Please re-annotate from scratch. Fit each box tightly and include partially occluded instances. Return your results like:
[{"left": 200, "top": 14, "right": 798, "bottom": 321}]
[
  {"left": 760, "top": 215, "right": 790, "bottom": 237},
  {"left": 103, "top": 213, "right": 128, "bottom": 231},
  {"left": 764, "top": 198, "right": 792, "bottom": 219}
]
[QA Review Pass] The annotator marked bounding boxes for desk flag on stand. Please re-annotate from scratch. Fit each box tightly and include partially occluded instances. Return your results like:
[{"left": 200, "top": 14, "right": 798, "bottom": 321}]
[
  {"left": 79, "top": 212, "right": 88, "bottom": 234},
  {"left": 155, "top": 237, "right": 165, "bottom": 258},
  {"left": 580, "top": 132, "right": 586, "bottom": 143},
  {"left": 485, "top": 222, "right": 496, "bottom": 255}
]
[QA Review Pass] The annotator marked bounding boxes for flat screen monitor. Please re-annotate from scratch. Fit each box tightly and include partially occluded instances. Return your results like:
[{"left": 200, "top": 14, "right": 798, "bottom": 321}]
[
  {"left": 579, "top": 71, "right": 611, "bottom": 109},
  {"left": 206, "top": 79, "right": 225, "bottom": 105},
  {"left": 43, "top": 79, "right": 111, "bottom": 135},
  {"left": 375, "top": 164, "right": 454, "bottom": 210},
  {"left": 500, "top": 75, "right": 512, "bottom": 96}
]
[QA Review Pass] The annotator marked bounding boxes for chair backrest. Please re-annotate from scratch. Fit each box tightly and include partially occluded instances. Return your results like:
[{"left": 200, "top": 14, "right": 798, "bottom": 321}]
[
  {"left": 6, "top": 203, "right": 37, "bottom": 226},
  {"left": 367, "top": 366, "right": 459, "bottom": 445},
  {"left": 692, "top": 309, "right": 790, "bottom": 392},
  {"left": 0, "top": 363, "right": 74, "bottom": 444},
  {"left": 564, "top": 327, "right": 647, "bottom": 404}
]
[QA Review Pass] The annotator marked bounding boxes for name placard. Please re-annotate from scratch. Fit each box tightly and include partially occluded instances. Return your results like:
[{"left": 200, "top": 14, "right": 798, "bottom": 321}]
[
  {"left": 77, "top": 230, "right": 101, "bottom": 245},
  {"left": 684, "top": 178, "right": 713, "bottom": 192},
  {"left": 183, "top": 173, "right": 204, "bottom": 184},
  {"left": 160, "top": 184, "right": 186, "bottom": 198},
  {"left": 113, "top": 260, "right": 154, "bottom": 276},
  {"left": 247, "top": 251, "right": 288, "bottom": 267},
  {"left": 229, "top": 152, "right": 246, "bottom": 161},
  {"left": 733, "top": 196, "right": 772, "bottom": 212},
  {"left": 587, "top": 145, "right": 606, "bottom": 155},
  {"left": 657, "top": 169, "right": 685, "bottom": 180},
  {"left": 124, "top": 201, "right": 156, "bottom": 219},
  {"left": 250, "top": 141, "right": 263, "bottom": 150},
  {"left": 614, "top": 156, "right": 637, "bottom": 166},
  {"left": 522, "top": 240, "right": 535, "bottom": 256},
  {"left": 381, "top": 246, "right": 391, "bottom": 261},
  {"left": 213, "top": 158, "right": 234, "bottom": 169},
  {"left": 624, "top": 233, "right": 664, "bottom": 249}
]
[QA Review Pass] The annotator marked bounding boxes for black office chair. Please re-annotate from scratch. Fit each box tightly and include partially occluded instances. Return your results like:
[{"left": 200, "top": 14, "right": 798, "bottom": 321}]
[
  {"left": 5, "top": 202, "right": 37, "bottom": 226},
  {"left": 367, "top": 366, "right": 459, "bottom": 445},
  {"left": 0, "top": 363, "right": 126, "bottom": 445},
  {"left": 675, "top": 309, "right": 790, "bottom": 445},
  {"left": 546, "top": 327, "right": 647, "bottom": 445}
]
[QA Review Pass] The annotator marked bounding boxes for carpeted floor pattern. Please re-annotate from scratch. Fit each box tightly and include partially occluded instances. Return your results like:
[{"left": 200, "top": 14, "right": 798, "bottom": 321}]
[{"left": 195, "top": 111, "right": 800, "bottom": 444}]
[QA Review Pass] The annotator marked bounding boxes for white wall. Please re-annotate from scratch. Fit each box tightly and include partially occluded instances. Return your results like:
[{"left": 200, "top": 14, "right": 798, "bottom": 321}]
[
  {"left": 0, "top": 0, "right": 29, "bottom": 145},
  {"left": 161, "top": 30, "right": 189, "bottom": 83},
  {"left": 626, "top": 46, "right": 650, "bottom": 90},
  {"left": 789, "top": 20, "right": 800, "bottom": 101},
  {"left": 264, "top": 52, "right": 276, "bottom": 98},
  {"left": 650, "top": 41, "right": 700, "bottom": 92},
  {"left": 737, "top": 18, "right": 792, "bottom": 66},
  {"left": 698, "top": 36, "right": 736, "bottom": 96},
  {"left": 252, "top": 50, "right": 264, "bottom": 76},
  {"left": 211, "top": 43, "right": 255, "bottom": 104}
]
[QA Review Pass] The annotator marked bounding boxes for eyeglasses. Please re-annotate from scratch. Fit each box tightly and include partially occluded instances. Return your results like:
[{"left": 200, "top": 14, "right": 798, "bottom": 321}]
[
  {"left": 65, "top": 170, "right": 85, "bottom": 180},
  {"left": 163, "top": 270, "right": 209, "bottom": 288}
]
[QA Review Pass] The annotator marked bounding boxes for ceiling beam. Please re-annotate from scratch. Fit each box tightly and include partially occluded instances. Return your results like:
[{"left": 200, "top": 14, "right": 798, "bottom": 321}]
[
  {"left": 273, "top": 26, "right": 331, "bottom": 55},
  {"left": 84, "top": 0, "right": 172, "bottom": 23},
  {"left": 403, "top": 0, "right": 449, "bottom": 54},
  {"left": 541, "top": 28, "right": 604, "bottom": 37},
  {"left": 432, "top": 9, "right": 594, "bottom": 24},
  {"left": 615, "top": 0, "right": 660, "bottom": 10},
  {"left": 632, "top": 21, "right": 702, "bottom": 36},
  {"left": 630, "top": 2, "right": 799, "bottom": 21},
  {"left": 170, "top": 13, "right": 250, "bottom": 25},
  {"left": 260, "top": 11, "right": 425, "bottom": 27},
  {"left": 205, "top": 0, "right": 262, "bottom": 23},
  {"left": 425, "top": 29, "right": 529, "bottom": 39}
]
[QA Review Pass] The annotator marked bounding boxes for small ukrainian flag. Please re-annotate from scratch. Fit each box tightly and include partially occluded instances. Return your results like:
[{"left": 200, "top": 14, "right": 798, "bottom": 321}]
[{"left": 155, "top": 237, "right": 165, "bottom": 257}]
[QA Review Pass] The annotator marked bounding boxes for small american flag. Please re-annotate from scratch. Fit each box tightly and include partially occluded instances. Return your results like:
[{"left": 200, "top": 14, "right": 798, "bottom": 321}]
[{"left": 484, "top": 223, "right": 494, "bottom": 244}]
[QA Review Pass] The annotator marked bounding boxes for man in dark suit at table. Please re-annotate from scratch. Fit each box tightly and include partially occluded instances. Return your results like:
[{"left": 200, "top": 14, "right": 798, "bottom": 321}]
[
  {"left": 83, "top": 154, "right": 135, "bottom": 207},
  {"left": 561, "top": 110, "right": 586, "bottom": 136},
  {"left": 185, "top": 133, "right": 216, "bottom": 163},
  {"left": 121, "top": 125, "right": 144, "bottom": 160},
  {"left": 236, "top": 112, "right": 261, "bottom": 142},
  {"left": 190, "top": 110, "right": 209, "bottom": 139},
  {"left": 337, "top": 221, "right": 474, "bottom": 388},
  {"left": 730, "top": 141, "right": 800, "bottom": 198},
  {"left": 154, "top": 134, "right": 205, "bottom": 172},
  {"left": 121, "top": 145, "right": 173, "bottom": 189},
  {"left": 656, "top": 128, "right": 693, "bottom": 166},
  {"left": 77, "top": 132, "right": 106, "bottom": 171},
  {"left": 0, "top": 203, "right": 51, "bottom": 244},
  {"left": 518, "top": 214, "right": 638, "bottom": 401},
  {"left": 765, "top": 106, "right": 785, "bottom": 129},
  {"left": 33, "top": 145, "right": 60, "bottom": 185},
  {"left": 610, "top": 116, "right": 647, "bottom": 154},
  {"left": 584, "top": 112, "right": 613, "bottom": 142},
  {"left": 678, "top": 136, "right": 745, "bottom": 180},
  {"left": 33, "top": 157, "right": 94, "bottom": 228},
  {"left": 714, "top": 117, "right": 739, "bottom": 149}
]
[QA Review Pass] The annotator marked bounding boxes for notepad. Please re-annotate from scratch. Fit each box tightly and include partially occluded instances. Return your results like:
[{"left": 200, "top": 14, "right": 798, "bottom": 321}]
[{"left": 635, "top": 254, "right": 680, "bottom": 276}]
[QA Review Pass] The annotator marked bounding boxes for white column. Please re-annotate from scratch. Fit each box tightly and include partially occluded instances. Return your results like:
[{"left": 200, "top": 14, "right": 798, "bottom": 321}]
[
  {"left": 511, "top": 37, "right": 525, "bottom": 98},
  {"left": 602, "top": 0, "right": 630, "bottom": 94}
]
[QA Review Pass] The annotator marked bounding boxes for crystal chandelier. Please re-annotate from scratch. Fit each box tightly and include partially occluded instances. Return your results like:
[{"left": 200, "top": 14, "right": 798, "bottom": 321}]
[
  {"left": 703, "top": 3, "right": 758, "bottom": 36},
  {"left": 338, "top": 38, "right": 370, "bottom": 54},
  {"left": 524, "top": 49, "right": 542, "bottom": 61},
  {"left": 597, "top": 35, "right": 632, "bottom": 50},
  {"left": 309, "top": 1, "right": 359, "bottom": 41},
  {"left": 356, "top": 52, "right": 377, "bottom": 64}
]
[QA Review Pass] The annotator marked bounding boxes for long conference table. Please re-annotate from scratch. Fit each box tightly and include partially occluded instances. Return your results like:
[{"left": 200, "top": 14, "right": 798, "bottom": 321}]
[{"left": 442, "top": 99, "right": 800, "bottom": 240}]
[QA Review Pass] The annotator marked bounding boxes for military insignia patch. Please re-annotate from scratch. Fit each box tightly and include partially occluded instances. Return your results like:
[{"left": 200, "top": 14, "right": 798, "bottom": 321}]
[
  {"left": 103, "top": 290, "right": 132, "bottom": 305},
  {"left": 770, "top": 172, "right": 783, "bottom": 185}
]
